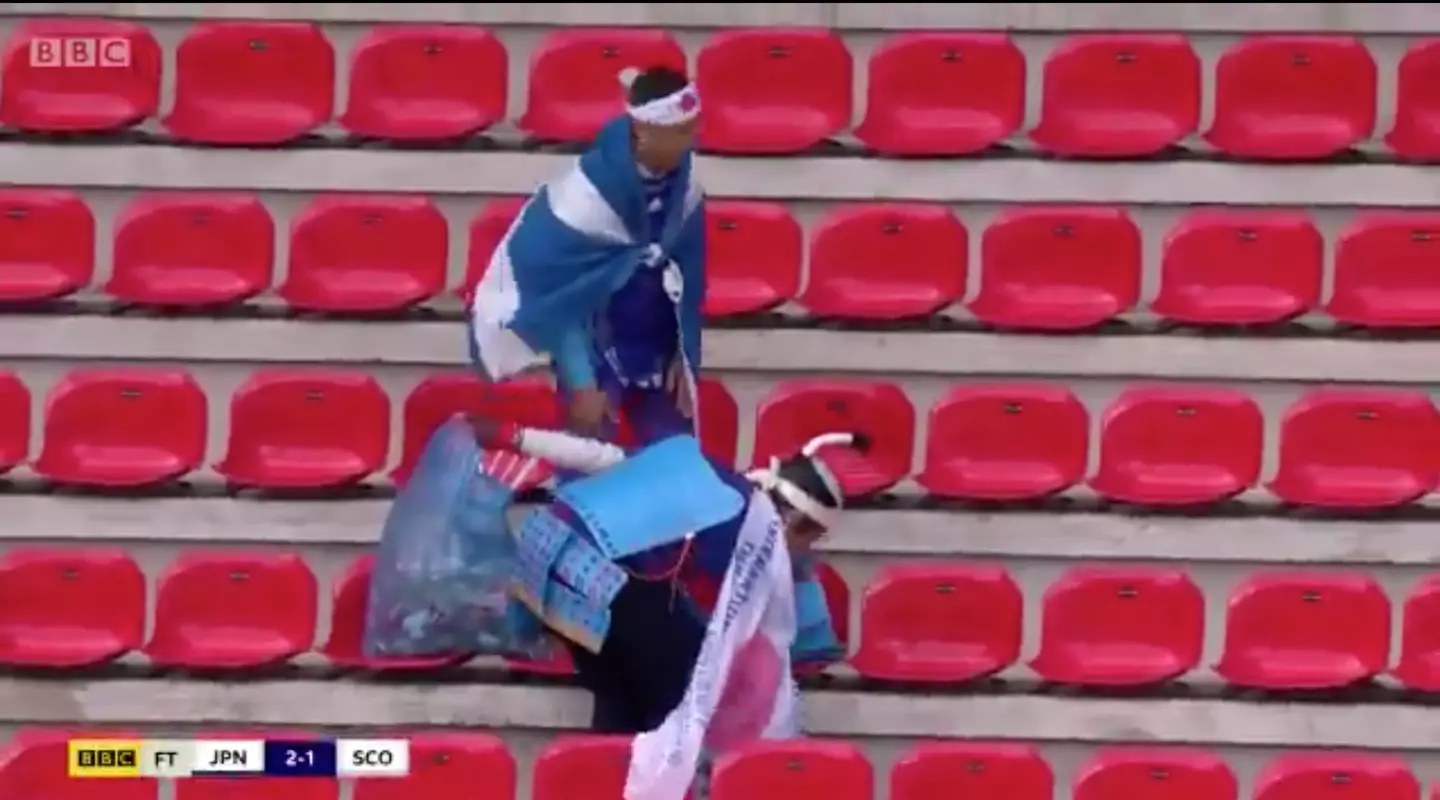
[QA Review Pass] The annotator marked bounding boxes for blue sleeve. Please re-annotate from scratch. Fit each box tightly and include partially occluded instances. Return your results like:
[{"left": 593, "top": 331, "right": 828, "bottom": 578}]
[{"left": 552, "top": 324, "right": 597, "bottom": 390}]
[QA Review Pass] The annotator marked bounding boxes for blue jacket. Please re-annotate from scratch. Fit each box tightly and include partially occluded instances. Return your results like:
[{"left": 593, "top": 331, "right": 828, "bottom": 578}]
[{"left": 503, "top": 117, "right": 706, "bottom": 390}]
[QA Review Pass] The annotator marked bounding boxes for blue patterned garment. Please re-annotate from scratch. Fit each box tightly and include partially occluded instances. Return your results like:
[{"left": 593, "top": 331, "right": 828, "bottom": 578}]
[{"left": 595, "top": 167, "right": 681, "bottom": 389}]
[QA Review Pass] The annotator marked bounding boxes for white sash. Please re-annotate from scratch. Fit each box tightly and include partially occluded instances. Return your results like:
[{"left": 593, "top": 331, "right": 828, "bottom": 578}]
[{"left": 624, "top": 493, "right": 802, "bottom": 800}]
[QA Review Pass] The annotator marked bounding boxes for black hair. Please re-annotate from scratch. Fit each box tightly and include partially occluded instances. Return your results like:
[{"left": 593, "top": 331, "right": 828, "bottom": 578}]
[
  {"left": 771, "top": 432, "right": 872, "bottom": 518},
  {"left": 627, "top": 66, "right": 690, "bottom": 106}
]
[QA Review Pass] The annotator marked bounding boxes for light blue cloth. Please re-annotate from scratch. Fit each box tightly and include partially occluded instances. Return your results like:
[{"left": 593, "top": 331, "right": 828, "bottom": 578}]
[{"left": 502, "top": 116, "right": 706, "bottom": 391}]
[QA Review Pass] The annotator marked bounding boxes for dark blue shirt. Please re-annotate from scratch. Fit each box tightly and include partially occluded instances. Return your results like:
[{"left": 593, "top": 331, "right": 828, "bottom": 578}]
[{"left": 596, "top": 169, "right": 680, "bottom": 387}]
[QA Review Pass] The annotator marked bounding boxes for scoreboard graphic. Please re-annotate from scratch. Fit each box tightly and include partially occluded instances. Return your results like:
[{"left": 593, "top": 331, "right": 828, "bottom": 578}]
[{"left": 67, "top": 739, "right": 410, "bottom": 778}]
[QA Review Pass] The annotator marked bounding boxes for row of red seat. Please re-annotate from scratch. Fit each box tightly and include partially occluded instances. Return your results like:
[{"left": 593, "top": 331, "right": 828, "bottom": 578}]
[
  {"left": 5, "top": 367, "right": 1439, "bottom": 509},
  {"left": 8, "top": 188, "right": 1440, "bottom": 328},
  {"left": 5, "top": 547, "right": 1440, "bottom": 692},
  {"left": 4, "top": 20, "right": 1439, "bottom": 159},
  {"left": 3, "top": 730, "right": 1423, "bottom": 800}
]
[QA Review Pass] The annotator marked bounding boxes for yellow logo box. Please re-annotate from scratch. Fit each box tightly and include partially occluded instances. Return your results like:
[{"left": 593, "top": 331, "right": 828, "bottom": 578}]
[{"left": 67, "top": 740, "right": 142, "bottom": 778}]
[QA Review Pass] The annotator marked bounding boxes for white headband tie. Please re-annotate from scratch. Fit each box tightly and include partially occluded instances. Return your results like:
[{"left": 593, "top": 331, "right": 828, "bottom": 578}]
[
  {"left": 618, "top": 67, "right": 701, "bottom": 127},
  {"left": 746, "top": 432, "right": 857, "bottom": 530}
]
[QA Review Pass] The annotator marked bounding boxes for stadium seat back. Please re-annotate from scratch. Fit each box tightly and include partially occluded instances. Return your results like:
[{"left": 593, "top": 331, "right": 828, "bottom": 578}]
[
  {"left": 702, "top": 201, "right": 802, "bottom": 317},
  {"left": 1030, "top": 567, "right": 1204, "bottom": 686},
  {"left": 1204, "top": 36, "right": 1377, "bottom": 159},
  {"left": 751, "top": 380, "right": 915, "bottom": 496},
  {"left": 1386, "top": 40, "right": 1440, "bottom": 159},
  {"left": 1392, "top": 576, "right": 1440, "bottom": 691},
  {"left": 533, "top": 736, "right": 684, "bottom": 800},
  {"left": 802, "top": 203, "right": 968, "bottom": 320},
  {"left": 0, "top": 188, "right": 95, "bottom": 302},
  {"left": 1253, "top": 754, "right": 1419, "bottom": 800},
  {"left": 1154, "top": 209, "right": 1323, "bottom": 325},
  {"left": 462, "top": 197, "right": 526, "bottom": 300},
  {"left": 1031, "top": 34, "right": 1200, "bottom": 156},
  {"left": 146, "top": 551, "right": 317, "bottom": 668},
  {"left": 852, "top": 563, "right": 1022, "bottom": 682},
  {"left": 0, "top": 548, "right": 145, "bottom": 667},
  {"left": 1327, "top": 212, "right": 1440, "bottom": 328},
  {"left": 1268, "top": 390, "right": 1440, "bottom": 508},
  {"left": 919, "top": 384, "right": 1089, "bottom": 500},
  {"left": 395, "top": 374, "right": 560, "bottom": 487},
  {"left": 1073, "top": 749, "right": 1238, "bottom": 800},
  {"left": 0, "top": 372, "right": 30, "bottom": 474},
  {"left": 165, "top": 22, "right": 334, "bottom": 144},
  {"left": 891, "top": 742, "right": 1053, "bottom": 800},
  {"left": 108, "top": 192, "right": 275, "bottom": 307},
  {"left": 36, "top": 369, "right": 207, "bottom": 487},
  {"left": 342, "top": 25, "right": 507, "bottom": 141},
  {"left": 972, "top": 206, "right": 1142, "bottom": 330},
  {"left": 856, "top": 32, "right": 1025, "bottom": 156},
  {"left": 0, "top": 19, "right": 161, "bottom": 131},
  {"left": 0, "top": 729, "right": 157, "bottom": 800},
  {"left": 218, "top": 370, "right": 390, "bottom": 489},
  {"left": 283, "top": 194, "right": 448, "bottom": 313},
  {"left": 696, "top": 29, "right": 852, "bottom": 154},
  {"left": 353, "top": 733, "right": 516, "bottom": 800},
  {"left": 695, "top": 378, "right": 740, "bottom": 467},
  {"left": 712, "top": 741, "right": 872, "bottom": 800},
  {"left": 1090, "top": 386, "right": 1264, "bottom": 505},
  {"left": 1217, "top": 572, "right": 1391, "bottom": 689},
  {"left": 520, "top": 29, "right": 686, "bottom": 143}
]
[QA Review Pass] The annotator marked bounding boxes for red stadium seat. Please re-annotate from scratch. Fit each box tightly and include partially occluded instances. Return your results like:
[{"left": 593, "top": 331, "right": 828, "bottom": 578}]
[
  {"left": 504, "top": 646, "right": 576, "bottom": 677},
  {"left": 713, "top": 741, "right": 872, "bottom": 800},
  {"left": 0, "top": 729, "right": 157, "bottom": 800},
  {"left": 1031, "top": 34, "right": 1200, "bottom": 157},
  {"left": 851, "top": 563, "right": 1022, "bottom": 682},
  {"left": 1395, "top": 576, "right": 1440, "bottom": 690},
  {"left": 462, "top": 197, "right": 525, "bottom": 300},
  {"left": 533, "top": 736, "right": 656, "bottom": 800},
  {"left": 0, "top": 188, "right": 94, "bottom": 302},
  {"left": 1089, "top": 386, "right": 1264, "bottom": 506},
  {"left": 1386, "top": 40, "right": 1440, "bottom": 160},
  {"left": 395, "top": 373, "right": 561, "bottom": 486},
  {"left": 107, "top": 192, "right": 275, "bottom": 307},
  {"left": 0, "top": 372, "right": 29, "bottom": 474},
  {"left": 35, "top": 369, "right": 207, "bottom": 487},
  {"left": 145, "top": 551, "right": 317, "bottom": 668},
  {"left": 1073, "top": 749, "right": 1237, "bottom": 800},
  {"left": 696, "top": 29, "right": 852, "bottom": 154},
  {"left": 855, "top": 33, "right": 1025, "bottom": 156},
  {"left": 919, "top": 384, "right": 1089, "bottom": 501},
  {"left": 702, "top": 201, "right": 802, "bottom": 317},
  {"left": 751, "top": 380, "right": 915, "bottom": 496},
  {"left": 217, "top": 370, "right": 390, "bottom": 489},
  {"left": 1030, "top": 567, "right": 1204, "bottom": 686},
  {"left": 0, "top": 19, "right": 161, "bottom": 132},
  {"left": 0, "top": 548, "right": 144, "bottom": 667},
  {"left": 165, "top": 22, "right": 334, "bottom": 145},
  {"left": 354, "top": 733, "right": 516, "bottom": 800},
  {"left": 176, "top": 733, "right": 336, "bottom": 800},
  {"left": 801, "top": 203, "right": 968, "bottom": 320},
  {"left": 1254, "top": 754, "right": 1419, "bottom": 800},
  {"left": 1216, "top": 571, "right": 1391, "bottom": 689},
  {"left": 1327, "top": 212, "right": 1440, "bottom": 327},
  {"left": 282, "top": 194, "right": 448, "bottom": 313},
  {"left": 342, "top": 25, "right": 507, "bottom": 141},
  {"left": 790, "top": 560, "right": 849, "bottom": 677},
  {"left": 1205, "top": 36, "right": 1377, "bottom": 160},
  {"left": 891, "top": 742, "right": 1052, "bottom": 800},
  {"left": 971, "top": 206, "right": 1141, "bottom": 330},
  {"left": 696, "top": 377, "right": 740, "bottom": 467},
  {"left": 1154, "top": 210, "right": 1323, "bottom": 325},
  {"left": 321, "top": 555, "right": 470, "bottom": 670},
  {"left": 520, "top": 29, "right": 686, "bottom": 143},
  {"left": 1268, "top": 390, "right": 1440, "bottom": 508}
]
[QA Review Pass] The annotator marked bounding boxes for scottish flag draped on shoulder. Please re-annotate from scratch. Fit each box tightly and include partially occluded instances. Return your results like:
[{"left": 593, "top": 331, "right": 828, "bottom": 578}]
[{"left": 470, "top": 116, "right": 705, "bottom": 388}]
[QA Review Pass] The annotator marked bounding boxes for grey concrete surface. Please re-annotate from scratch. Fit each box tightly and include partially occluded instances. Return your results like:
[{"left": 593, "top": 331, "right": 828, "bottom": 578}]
[
  {"left": 0, "top": 315, "right": 1434, "bottom": 386},
  {"left": 8, "top": 143, "right": 1440, "bottom": 207},
  {"left": 2, "top": 3, "right": 1438, "bottom": 34}
]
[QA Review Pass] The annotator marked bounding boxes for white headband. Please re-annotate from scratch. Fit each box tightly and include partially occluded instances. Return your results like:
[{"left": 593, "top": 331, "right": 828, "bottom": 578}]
[
  {"left": 747, "top": 432, "right": 855, "bottom": 530},
  {"left": 618, "top": 67, "right": 701, "bottom": 127}
]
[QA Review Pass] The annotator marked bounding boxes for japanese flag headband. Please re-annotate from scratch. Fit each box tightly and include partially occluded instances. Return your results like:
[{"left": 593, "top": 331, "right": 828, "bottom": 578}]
[
  {"left": 747, "top": 432, "right": 859, "bottom": 530},
  {"left": 619, "top": 67, "right": 701, "bottom": 127}
]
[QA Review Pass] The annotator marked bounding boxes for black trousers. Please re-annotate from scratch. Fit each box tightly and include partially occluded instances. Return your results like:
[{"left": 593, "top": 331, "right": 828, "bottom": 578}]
[{"left": 564, "top": 577, "right": 706, "bottom": 733}]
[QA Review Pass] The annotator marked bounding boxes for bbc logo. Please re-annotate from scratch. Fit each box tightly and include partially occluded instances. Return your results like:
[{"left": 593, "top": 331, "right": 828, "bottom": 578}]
[{"left": 29, "top": 37, "right": 132, "bottom": 68}]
